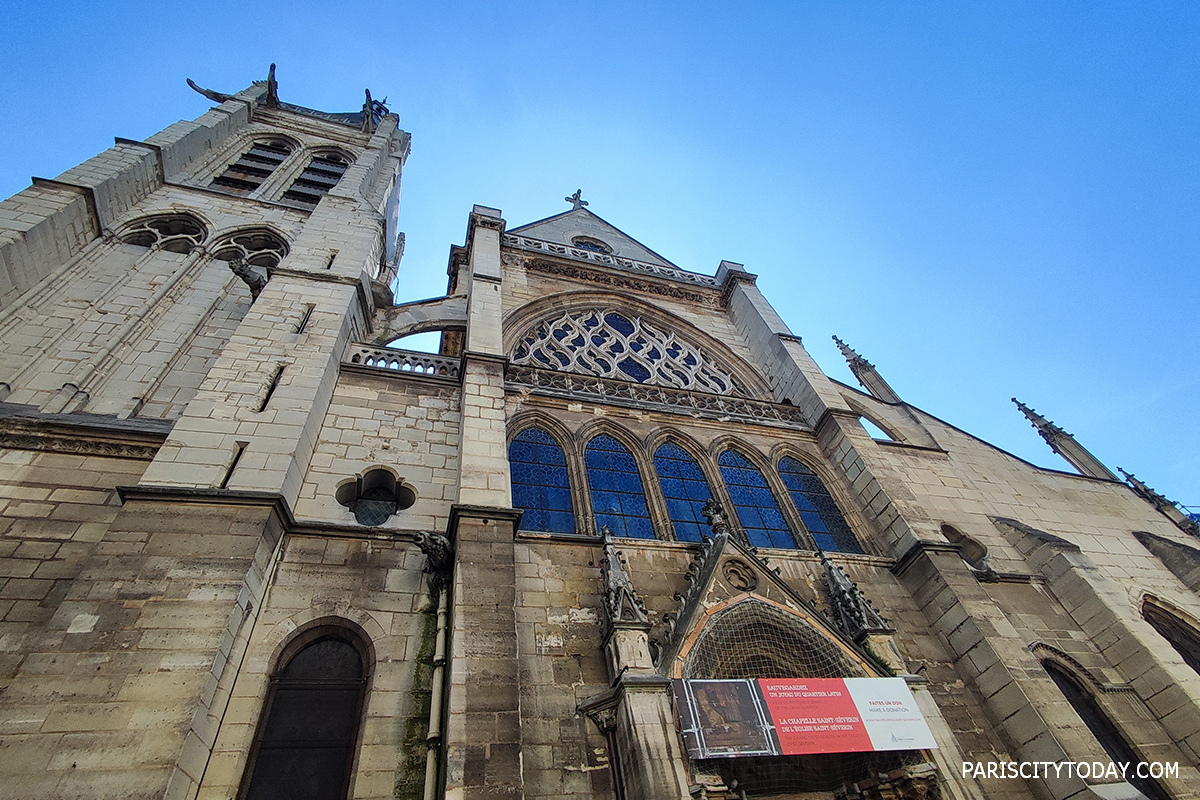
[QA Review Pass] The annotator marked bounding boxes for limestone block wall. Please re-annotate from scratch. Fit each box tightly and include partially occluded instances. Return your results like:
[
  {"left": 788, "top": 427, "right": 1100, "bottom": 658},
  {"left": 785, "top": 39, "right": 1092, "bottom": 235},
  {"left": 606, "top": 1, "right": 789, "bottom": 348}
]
[
  {"left": 0, "top": 448, "right": 149, "bottom": 695},
  {"left": 514, "top": 539, "right": 613, "bottom": 800},
  {"left": 194, "top": 532, "right": 434, "bottom": 800},
  {"left": 296, "top": 371, "right": 462, "bottom": 531}
]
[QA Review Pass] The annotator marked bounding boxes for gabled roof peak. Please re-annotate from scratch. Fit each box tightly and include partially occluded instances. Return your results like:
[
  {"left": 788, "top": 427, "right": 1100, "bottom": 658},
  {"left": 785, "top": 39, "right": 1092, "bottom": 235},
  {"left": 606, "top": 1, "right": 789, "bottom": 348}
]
[{"left": 508, "top": 199, "right": 679, "bottom": 269}]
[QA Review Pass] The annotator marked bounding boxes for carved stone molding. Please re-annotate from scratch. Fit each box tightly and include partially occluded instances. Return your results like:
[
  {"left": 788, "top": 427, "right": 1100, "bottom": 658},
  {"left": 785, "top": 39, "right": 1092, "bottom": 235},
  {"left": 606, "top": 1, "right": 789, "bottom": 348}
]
[
  {"left": 506, "top": 365, "right": 810, "bottom": 429},
  {"left": 523, "top": 258, "right": 720, "bottom": 307},
  {"left": 0, "top": 430, "right": 160, "bottom": 460},
  {"left": 505, "top": 233, "right": 719, "bottom": 287}
]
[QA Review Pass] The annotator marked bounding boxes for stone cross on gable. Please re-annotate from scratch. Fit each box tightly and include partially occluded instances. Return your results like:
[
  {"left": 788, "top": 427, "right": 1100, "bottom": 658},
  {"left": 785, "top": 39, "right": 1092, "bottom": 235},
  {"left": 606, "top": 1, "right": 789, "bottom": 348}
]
[{"left": 565, "top": 189, "right": 588, "bottom": 210}]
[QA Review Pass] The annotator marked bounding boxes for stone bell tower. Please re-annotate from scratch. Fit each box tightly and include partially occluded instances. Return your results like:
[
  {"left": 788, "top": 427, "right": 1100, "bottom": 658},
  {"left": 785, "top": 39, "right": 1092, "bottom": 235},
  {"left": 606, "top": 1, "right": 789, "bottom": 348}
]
[{"left": 0, "top": 68, "right": 415, "bottom": 799}]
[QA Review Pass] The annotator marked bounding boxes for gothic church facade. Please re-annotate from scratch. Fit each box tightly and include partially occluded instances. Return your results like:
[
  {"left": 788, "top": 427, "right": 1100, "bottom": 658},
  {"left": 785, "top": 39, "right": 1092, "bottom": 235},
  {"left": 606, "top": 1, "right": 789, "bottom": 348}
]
[{"left": 2, "top": 72, "right": 1200, "bottom": 800}]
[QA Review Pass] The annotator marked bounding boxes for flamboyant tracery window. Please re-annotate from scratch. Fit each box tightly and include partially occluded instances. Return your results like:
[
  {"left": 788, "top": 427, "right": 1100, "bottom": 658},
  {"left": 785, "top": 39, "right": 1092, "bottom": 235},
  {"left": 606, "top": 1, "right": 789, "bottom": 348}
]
[
  {"left": 210, "top": 228, "right": 290, "bottom": 269},
  {"left": 653, "top": 442, "right": 712, "bottom": 543},
  {"left": 778, "top": 457, "right": 863, "bottom": 554},
  {"left": 509, "top": 427, "right": 575, "bottom": 534},
  {"left": 718, "top": 450, "right": 795, "bottom": 549},
  {"left": 510, "top": 309, "right": 739, "bottom": 395},
  {"left": 118, "top": 213, "right": 208, "bottom": 254},
  {"left": 585, "top": 434, "right": 654, "bottom": 539}
]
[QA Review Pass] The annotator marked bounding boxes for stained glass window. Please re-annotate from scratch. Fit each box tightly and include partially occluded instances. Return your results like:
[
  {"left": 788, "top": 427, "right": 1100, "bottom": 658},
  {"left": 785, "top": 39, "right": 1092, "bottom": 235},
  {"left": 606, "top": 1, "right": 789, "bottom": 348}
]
[
  {"left": 509, "top": 428, "right": 575, "bottom": 534},
  {"left": 510, "top": 309, "right": 738, "bottom": 395},
  {"left": 778, "top": 457, "right": 864, "bottom": 554},
  {"left": 242, "top": 636, "right": 366, "bottom": 800},
  {"left": 586, "top": 434, "right": 655, "bottom": 539},
  {"left": 653, "top": 442, "right": 712, "bottom": 542},
  {"left": 717, "top": 450, "right": 795, "bottom": 549}
]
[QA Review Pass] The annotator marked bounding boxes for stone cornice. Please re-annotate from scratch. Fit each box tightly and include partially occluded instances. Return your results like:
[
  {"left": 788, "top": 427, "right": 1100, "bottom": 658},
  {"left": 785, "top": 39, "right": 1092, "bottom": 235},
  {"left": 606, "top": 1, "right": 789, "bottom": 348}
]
[{"left": 519, "top": 256, "right": 721, "bottom": 307}]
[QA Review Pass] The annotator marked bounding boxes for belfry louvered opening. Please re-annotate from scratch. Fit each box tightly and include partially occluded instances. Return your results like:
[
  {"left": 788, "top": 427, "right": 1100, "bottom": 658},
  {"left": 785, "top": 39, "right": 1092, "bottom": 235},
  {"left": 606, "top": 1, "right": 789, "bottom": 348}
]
[
  {"left": 282, "top": 152, "right": 351, "bottom": 208},
  {"left": 212, "top": 139, "right": 294, "bottom": 195}
]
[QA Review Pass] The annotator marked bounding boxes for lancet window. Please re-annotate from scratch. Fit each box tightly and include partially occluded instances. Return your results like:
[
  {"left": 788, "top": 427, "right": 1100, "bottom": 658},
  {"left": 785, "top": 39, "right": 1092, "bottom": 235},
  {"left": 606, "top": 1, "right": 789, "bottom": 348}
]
[
  {"left": 585, "top": 434, "right": 654, "bottom": 539},
  {"left": 510, "top": 309, "right": 738, "bottom": 395},
  {"left": 212, "top": 138, "right": 294, "bottom": 196},
  {"left": 718, "top": 450, "right": 795, "bottom": 549},
  {"left": 241, "top": 632, "right": 368, "bottom": 800},
  {"left": 653, "top": 442, "right": 712, "bottom": 543},
  {"left": 778, "top": 457, "right": 863, "bottom": 554},
  {"left": 1142, "top": 600, "right": 1200, "bottom": 676},
  {"left": 1043, "top": 662, "right": 1168, "bottom": 800},
  {"left": 509, "top": 427, "right": 575, "bottom": 534}
]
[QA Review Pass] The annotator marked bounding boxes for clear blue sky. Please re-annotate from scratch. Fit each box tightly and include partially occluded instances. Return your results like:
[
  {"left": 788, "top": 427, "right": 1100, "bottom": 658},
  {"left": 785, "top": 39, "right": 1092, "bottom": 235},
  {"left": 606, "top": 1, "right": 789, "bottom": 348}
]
[{"left": 2, "top": 2, "right": 1196, "bottom": 505}]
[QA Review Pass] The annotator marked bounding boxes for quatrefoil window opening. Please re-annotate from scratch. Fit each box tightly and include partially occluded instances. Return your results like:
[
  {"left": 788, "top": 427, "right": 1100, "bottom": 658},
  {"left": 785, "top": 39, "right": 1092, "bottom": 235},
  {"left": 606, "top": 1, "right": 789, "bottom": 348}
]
[{"left": 511, "top": 309, "right": 738, "bottom": 395}]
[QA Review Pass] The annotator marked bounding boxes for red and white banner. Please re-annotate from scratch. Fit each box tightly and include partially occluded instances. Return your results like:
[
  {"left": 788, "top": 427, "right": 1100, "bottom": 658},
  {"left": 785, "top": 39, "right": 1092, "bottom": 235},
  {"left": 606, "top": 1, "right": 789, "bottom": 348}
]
[{"left": 673, "top": 677, "right": 937, "bottom": 759}]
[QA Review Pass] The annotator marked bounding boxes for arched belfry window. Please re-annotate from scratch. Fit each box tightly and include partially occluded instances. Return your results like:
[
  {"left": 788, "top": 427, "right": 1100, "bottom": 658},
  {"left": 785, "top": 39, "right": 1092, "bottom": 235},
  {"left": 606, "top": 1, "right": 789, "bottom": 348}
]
[
  {"left": 653, "top": 442, "right": 712, "bottom": 542},
  {"left": 283, "top": 151, "right": 352, "bottom": 209},
  {"left": 1143, "top": 600, "right": 1200, "bottom": 676},
  {"left": 510, "top": 309, "right": 739, "bottom": 395},
  {"left": 241, "top": 632, "right": 368, "bottom": 800},
  {"left": 585, "top": 434, "right": 654, "bottom": 539},
  {"left": 509, "top": 427, "right": 575, "bottom": 534},
  {"left": 212, "top": 138, "right": 294, "bottom": 196},
  {"left": 717, "top": 450, "right": 795, "bottom": 549},
  {"left": 778, "top": 457, "right": 863, "bottom": 554},
  {"left": 1043, "top": 662, "right": 1168, "bottom": 800}
]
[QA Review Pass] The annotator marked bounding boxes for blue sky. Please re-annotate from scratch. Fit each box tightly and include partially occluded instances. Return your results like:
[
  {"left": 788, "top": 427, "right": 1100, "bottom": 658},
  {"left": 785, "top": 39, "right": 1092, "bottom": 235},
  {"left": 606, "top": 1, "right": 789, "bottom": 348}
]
[{"left": 1, "top": 2, "right": 1196, "bottom": 504}]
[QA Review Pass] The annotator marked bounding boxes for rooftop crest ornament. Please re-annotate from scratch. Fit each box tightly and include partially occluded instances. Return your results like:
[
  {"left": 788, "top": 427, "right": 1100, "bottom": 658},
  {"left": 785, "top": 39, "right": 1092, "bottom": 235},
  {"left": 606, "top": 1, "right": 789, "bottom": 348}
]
[{"left": 565, "top": 189, "right": 588, "bottom": 210}]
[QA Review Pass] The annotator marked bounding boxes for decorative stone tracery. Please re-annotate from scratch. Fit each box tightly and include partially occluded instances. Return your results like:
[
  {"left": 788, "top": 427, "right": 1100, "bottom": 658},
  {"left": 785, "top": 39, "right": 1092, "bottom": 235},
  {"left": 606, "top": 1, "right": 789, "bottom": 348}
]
[
  {"left": 118, "top": 213, "right": 208, "bottom": 254},
  {"left": 511, "top": 308, "right": 739, "bottom": 395}
]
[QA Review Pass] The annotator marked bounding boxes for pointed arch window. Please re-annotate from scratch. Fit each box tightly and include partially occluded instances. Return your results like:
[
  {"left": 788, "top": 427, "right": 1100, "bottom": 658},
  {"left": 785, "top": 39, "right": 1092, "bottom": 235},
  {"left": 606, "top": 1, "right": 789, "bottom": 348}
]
[
  {"left": 717, "top": 450, "right": 794, "bottom": 549},
  {"left": 778, "top": 457, "right": 863, "bottom": 554},
  {"left": 212, "top": 138, "right": 294, "bottom": 196},
  {"left": 653, "top": 442, "right": 712, "bottom": 543},
  {"left": 1143, "top": 601, "right": 1200, "bottom": 676},
  {"left": 1043, "top": 662, "right": 1168, "bottom": 800},
  {"left": 509, "top": 427, "right": 575, "bottom": 534},
  {"left": 283, "top": 151, "right": 352, "bottom": 209},
  {"left": 241, "top": 633, "right": 368, "bottom": 800},
  {"left": 585, "top": 434, "right": 654, "bottom": 539}
]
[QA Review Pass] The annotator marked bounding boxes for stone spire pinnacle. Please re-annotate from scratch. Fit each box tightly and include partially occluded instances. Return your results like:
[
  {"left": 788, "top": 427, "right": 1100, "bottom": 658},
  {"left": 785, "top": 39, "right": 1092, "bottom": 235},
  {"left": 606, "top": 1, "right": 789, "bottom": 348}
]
[
  {"left": 1012, "top": 398, "right": 1118, "bottom": 481},
  {"left": 820, "top": 551, "right": 893, "bottom": 643},
  {"left": 832, "top": 336, "right": 901, "bottom": 404},
  {"left": 1118, "top": 468, "right": 1200, "bottom": 537},
  {"left": 600, "top": 538, "right": 648, "bottom": 626}
]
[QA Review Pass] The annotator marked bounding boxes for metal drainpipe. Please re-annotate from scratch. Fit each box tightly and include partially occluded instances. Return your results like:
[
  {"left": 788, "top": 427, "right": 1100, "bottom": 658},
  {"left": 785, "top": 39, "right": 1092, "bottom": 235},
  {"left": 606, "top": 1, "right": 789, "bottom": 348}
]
[{"left": 423, "top": 583, "right": 450, "bottom": 800}]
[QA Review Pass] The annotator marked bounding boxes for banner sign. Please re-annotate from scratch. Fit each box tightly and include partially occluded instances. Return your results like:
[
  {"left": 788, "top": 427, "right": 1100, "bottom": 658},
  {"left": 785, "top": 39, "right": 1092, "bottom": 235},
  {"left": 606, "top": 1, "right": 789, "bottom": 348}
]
[{"left": 672, "top": 677, "right": 937, "bottom": 759}]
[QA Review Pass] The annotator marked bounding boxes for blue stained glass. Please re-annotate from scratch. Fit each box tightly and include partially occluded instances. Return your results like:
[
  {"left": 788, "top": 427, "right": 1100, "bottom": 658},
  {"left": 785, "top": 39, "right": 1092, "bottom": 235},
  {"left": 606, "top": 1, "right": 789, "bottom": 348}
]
[
  {"left": 618, "top": 359, "right": 651, "bottom": 382},
  {"left": 606, "top": 313, "right": 635, "bottom": 336},
  {"left": 718, "top": 450, "right": 796, "bottom": 549},
  {"left": 653, "top": 443, "right": 714, "bottom": 543},
  {"left": 586, "top": 434, "right": 655, "bottom": 539},
  {"left": 778, "top": 457, "right": 864, "bottom": 554},
  {"left": 509, "top": 428, "right": 575, "bottom": 534}
]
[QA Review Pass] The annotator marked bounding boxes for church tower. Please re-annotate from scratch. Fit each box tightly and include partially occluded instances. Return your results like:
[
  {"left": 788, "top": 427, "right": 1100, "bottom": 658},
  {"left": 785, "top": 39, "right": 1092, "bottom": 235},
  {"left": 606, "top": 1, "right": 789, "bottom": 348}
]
[{"left": 3, "top": 71, "right": 1200, "bottom": 800}]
